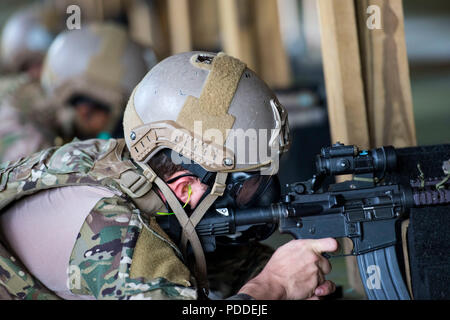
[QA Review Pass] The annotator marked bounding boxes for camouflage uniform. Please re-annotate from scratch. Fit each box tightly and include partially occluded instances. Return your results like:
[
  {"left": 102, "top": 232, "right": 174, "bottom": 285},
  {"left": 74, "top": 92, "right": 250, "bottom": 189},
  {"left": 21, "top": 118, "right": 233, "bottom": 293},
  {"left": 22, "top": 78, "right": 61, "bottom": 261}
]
[
  {"left": 0, "top": 138, "right": 272, "bottom": 299},
  {"left": 0, "top": 73, "right": 55, "bottom": 163}
]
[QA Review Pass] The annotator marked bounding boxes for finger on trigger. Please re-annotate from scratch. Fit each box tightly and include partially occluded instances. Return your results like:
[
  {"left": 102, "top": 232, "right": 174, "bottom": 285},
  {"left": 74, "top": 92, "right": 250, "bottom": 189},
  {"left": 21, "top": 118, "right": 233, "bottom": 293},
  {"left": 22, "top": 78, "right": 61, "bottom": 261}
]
[{"left": 310, "top": 238, "right": 339, "bottom": 254}]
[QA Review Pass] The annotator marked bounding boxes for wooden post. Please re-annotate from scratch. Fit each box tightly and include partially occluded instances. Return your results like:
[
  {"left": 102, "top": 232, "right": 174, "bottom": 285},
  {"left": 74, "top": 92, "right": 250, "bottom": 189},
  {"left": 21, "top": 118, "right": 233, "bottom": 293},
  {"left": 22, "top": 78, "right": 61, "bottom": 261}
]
[
  {"left": 317, "top": 0, "right": 418, "bottom": 298},
  {"left": 191, "top": 0, "right": 220, "bottom": 51},
  {"left": 317, "top": 0, "right": 370, "bottom": 298},
  {"left": 218, "top": 0, "right": 259, "bottom": 73},
  {"left": 355, "top": 0, "right": 417, "bottom": 147},
  {"left": 317, "top": 0, "right": 370, "bottom": 148},
  {"left": 97, "top": 0, "right": 126, "bottom": 21},
  {"left": 254, "top": 0, "right": 292, "bottom": 88},
  {"left": 146, "top": 0, "right": 171, "bottom": 60},
  {"left": 128, "top": 0, "right": 153, "bottom": 48},
  {"left": 218, "top": 0, "right": 292, "bottom": 88},
  {"left": 167, "top": 0, "right": 193, "bottom": 54}
]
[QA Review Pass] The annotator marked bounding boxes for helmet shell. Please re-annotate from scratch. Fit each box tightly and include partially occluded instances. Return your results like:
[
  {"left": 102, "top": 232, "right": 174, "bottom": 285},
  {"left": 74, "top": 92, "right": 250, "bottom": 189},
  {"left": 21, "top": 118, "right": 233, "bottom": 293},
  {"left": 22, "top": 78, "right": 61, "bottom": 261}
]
[
  {"left": 1, "top": 5, "right": 63, "bottom": 72},
  {"left": 123, "top": 52, "right": 290, "bottom": 174}
]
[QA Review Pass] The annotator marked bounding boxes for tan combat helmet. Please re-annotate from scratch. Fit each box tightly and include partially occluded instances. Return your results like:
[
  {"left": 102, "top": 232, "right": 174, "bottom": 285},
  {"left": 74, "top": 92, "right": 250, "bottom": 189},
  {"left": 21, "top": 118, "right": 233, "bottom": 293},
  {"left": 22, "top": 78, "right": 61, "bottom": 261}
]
[
  {"left": 0, "top": 5, "right": 62, "bottom": 73},
  {"left": 122, "top": 51, "right": 290, "bottom": 295},
  {"left": 40, "top": 22, "right": 151, "bottom": 135},
  {"left": 124, "top": 51, "right": 290, "bottom": 175}
]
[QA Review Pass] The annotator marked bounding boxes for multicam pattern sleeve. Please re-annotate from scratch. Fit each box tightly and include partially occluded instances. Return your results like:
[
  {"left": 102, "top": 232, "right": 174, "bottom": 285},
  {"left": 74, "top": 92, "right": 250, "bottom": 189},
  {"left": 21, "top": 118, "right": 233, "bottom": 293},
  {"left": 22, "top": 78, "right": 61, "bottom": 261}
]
[
  {"left": 68, "top": 194, "right": 198, "bottom": 300},
  {"left": 0, "top": 242, "right": 60, "bottom": 300}
]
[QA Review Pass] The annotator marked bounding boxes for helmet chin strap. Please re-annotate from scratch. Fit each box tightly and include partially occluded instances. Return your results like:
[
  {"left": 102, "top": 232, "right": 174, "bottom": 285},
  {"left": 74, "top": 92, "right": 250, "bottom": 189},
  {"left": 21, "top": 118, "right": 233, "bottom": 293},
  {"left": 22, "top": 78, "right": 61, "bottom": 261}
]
[{"left": 136, "top": 161, "right": 228, "bottom": 298}]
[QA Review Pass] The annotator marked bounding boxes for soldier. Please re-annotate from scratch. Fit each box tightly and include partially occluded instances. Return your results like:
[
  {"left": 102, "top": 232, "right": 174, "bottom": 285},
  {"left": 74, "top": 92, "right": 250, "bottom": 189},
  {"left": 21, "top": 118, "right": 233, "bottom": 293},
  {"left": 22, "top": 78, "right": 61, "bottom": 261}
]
[
  {"left": 40, "top": 22, "right": 150, "bottom": 142},
  {"left": 0, "top": 4, "right": 63, "bottom": 163},
  {"left": 0, "top": 52, "right": 337, "bottom": 300},
  {"left": 0, "top": 21, "right": 151, "bottom": 163}
]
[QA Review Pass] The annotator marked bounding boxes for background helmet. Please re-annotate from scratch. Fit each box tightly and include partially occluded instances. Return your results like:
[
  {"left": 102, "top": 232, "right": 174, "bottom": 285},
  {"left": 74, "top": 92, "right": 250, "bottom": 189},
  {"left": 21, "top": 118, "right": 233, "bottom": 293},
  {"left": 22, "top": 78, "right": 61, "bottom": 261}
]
[
  {"left": 41, "top": 22, "right": 152, "bottom": 135},
  {"left": 0, "top": 5, "right": 62, "bottom": 73},
  {"left": 123, "top": 51, "right": 290, "bottom": 176}
]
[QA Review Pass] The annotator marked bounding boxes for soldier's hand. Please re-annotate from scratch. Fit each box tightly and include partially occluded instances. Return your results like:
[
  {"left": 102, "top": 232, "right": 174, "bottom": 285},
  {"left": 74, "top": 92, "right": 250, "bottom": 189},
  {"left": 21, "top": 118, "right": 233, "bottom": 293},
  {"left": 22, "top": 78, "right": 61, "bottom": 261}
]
[{"left": 237, "top": 238, "right": 338, "bottom": 300}]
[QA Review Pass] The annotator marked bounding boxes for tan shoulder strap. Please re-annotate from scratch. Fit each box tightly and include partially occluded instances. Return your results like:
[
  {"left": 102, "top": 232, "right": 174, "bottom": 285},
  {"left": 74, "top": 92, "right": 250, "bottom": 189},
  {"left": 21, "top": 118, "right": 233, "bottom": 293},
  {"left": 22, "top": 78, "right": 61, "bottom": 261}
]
[
  {"left": 135, "top": 162, "right": 227, "bottom": 297},
  {"left": 178, "top": 172, "right": 227, "bottom": 297},
  {"left": 179, "top": 172, "right": 227, "bottom": 260}
]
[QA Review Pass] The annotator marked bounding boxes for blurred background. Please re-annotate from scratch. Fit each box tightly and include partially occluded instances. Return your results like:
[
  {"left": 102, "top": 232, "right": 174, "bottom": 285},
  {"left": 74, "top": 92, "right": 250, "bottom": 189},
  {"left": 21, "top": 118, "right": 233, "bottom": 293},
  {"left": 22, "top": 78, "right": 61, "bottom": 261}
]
[{"left": 0, "top": 0, "right": 448, "bottom": 300}]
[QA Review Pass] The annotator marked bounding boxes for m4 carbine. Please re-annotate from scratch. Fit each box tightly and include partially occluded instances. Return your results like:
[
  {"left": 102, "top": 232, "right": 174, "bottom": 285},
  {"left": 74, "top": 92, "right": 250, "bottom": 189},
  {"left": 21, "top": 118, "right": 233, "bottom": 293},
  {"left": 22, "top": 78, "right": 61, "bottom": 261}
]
[{"left": 159, "top": 143, "right": 450, "bottom": 300}]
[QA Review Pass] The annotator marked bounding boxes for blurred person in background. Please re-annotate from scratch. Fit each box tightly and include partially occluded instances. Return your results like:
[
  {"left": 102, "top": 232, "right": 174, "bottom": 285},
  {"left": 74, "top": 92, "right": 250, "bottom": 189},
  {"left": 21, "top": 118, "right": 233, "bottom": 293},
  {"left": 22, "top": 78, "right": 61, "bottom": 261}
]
[
  {"left": 0, "top": 4, "right": 64, "bottom": 163},
  {"left": 0, "top": 20, "right": 153, "bottom": 163},
  {"left": 39, "top": 22, "right": 151, "bottom": 143}
]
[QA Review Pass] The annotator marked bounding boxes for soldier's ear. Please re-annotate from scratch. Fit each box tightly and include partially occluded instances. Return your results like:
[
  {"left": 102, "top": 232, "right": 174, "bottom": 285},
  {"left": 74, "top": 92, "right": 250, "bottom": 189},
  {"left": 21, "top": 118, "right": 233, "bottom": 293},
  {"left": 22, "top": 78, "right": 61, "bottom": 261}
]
[{"left": 167, "top": 175, "right": 193, "bottom": 204}]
